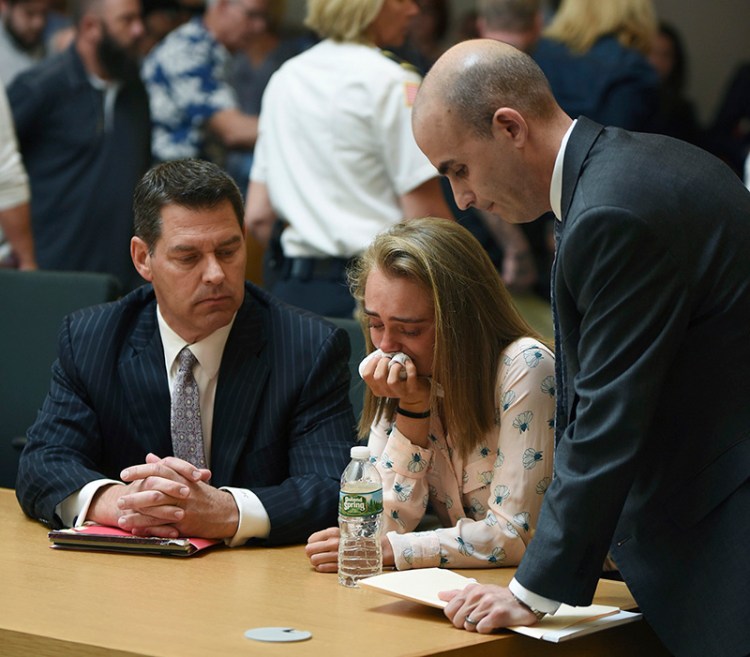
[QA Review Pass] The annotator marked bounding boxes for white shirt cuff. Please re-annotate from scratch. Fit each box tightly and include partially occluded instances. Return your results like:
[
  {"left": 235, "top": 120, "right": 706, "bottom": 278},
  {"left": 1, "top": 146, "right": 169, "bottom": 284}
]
[
  {"left": 56, "top": 479, "right": 124, "bottom": 527},
  {"left": 220, "top": 487, "right": 270, "bottom": 547},
  {"left": 509, "top": 577, "right": 561, "bottom": 615}
]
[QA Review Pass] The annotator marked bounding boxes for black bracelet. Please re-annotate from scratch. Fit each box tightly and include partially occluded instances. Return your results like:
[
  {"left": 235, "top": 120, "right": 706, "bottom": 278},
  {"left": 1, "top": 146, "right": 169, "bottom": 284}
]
[{"left": 396, "top": 406, "right": 431, "bottom": 419}]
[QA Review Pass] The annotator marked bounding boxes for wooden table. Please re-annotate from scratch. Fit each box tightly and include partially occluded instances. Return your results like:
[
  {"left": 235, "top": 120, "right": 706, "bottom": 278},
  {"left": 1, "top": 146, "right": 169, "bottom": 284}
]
[{"left": 0, "top": 488, "right": 669, "bottom": 657}]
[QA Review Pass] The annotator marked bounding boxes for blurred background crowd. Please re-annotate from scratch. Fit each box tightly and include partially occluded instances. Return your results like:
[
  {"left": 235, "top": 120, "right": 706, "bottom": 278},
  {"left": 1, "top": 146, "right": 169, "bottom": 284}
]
[{"left": 2, "top": 0, "right": 749, "bottom": 314}]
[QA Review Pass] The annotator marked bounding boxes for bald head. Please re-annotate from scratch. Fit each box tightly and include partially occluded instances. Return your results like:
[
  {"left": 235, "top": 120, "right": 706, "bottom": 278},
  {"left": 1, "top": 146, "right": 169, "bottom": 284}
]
[
  {"left": 411, "top": 39, "right": 570, "bottom": 225},
  {"left": 414, "top": 38, "right": 558, "bottom": 139}
]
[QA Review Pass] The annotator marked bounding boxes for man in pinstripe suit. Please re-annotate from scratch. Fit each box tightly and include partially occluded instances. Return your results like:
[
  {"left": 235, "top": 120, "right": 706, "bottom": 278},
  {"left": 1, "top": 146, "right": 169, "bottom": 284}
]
[{"left": 16, "top": 159, "right": 356, "bottom": 546}]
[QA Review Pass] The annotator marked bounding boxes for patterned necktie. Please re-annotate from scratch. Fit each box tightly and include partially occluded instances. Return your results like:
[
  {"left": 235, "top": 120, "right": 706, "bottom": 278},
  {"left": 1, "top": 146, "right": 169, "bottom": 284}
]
[
  {"left": 171, "top": 347, "right": 207, "bottom": 468},
  {"left": 551, "top": 218, "right": 568, "bottom": 445}
]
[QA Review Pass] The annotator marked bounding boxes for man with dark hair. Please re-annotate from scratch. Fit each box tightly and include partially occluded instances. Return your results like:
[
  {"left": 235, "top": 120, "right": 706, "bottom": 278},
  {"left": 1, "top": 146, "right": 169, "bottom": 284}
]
[
  {"left": 7, "top": 0, "right": 150, "bottom": 290},
  {"left": 0, "top": 0, "right": 47, "bottom": 86},
  {"left": 16, "top": 158, "right": 356, "bottom": 546},
  {"left": 412, "top": 39, "right": 750, "bottom": 657}
]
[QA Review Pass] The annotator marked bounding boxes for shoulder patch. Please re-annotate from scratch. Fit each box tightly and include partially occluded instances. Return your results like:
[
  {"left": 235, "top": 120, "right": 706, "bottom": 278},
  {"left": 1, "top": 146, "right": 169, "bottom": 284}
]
[{"left": 404, "top": 81, "right": 419, "bottom": 107}]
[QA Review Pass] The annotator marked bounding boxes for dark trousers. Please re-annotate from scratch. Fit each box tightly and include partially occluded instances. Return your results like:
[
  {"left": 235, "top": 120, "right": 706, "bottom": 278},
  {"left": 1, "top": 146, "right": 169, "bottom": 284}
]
[
  {"left": 263, "top": 242, "right": 356, "bottom": 318},
  {"left": 269, "top": 276, "right": 356, "bottom": 318}
]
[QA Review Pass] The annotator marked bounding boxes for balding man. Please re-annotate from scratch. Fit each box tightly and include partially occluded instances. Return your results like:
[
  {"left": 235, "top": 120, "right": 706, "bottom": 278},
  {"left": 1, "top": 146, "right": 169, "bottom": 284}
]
[{"left": 412, "top": 39, "right": 750, "bottom": 657}]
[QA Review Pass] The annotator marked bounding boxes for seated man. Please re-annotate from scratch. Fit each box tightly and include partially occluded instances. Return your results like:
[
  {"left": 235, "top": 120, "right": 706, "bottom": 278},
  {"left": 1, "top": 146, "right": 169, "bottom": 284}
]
[{"left": 16, "top": 158, "right": 356, "bottom": 546}]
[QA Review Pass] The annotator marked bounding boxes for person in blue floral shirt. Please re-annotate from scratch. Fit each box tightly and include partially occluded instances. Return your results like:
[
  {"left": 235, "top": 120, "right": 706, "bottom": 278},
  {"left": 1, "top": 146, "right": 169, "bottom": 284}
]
[{"left": 141, "top": 0, "right": 269, "bottom": 163}]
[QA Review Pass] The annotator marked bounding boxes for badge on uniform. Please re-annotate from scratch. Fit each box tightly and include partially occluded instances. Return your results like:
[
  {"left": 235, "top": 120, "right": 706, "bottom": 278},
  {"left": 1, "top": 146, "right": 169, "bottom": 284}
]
[{"left": 404, "top": 81, "right": 419, "bottom": 107}]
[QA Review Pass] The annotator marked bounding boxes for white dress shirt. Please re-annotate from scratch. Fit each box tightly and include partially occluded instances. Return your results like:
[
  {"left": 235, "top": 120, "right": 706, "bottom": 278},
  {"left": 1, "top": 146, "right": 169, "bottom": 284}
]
[
  {"left": 251, "top": 39, "right": 438, "bottom": 258},
  {"left": 57, "top": 306, "right": 271, "bottom": 546}
]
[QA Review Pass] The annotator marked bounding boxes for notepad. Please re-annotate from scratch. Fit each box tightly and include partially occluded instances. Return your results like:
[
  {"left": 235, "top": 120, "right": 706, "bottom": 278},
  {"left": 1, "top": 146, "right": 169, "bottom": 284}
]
[
  {"left": 359, "top": 568, "right": 642, "bottom": 642},
  {"left": 48, "top": 524, "right": 220, "bottom": 557}
]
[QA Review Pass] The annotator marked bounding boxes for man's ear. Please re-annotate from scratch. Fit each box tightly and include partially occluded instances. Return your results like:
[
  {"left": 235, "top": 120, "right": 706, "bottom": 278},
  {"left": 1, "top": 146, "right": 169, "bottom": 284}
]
[
  {"left": 131, "top": 236, "right": 153, "bottom": 282},
  {"left": 491, "top": 107, "right": 528, "bottom": 145}
]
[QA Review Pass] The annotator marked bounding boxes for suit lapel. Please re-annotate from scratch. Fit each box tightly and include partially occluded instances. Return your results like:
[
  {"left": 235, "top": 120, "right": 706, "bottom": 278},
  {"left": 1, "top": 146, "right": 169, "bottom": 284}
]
[
  {"left": 553, "top": 118, "right": 604, "bottom": 442},
  {"left": 210, "top": 290, "right": 270, "bottom": 485},
  {"left": 560, "top": 117, "right": 604, "bottom": 222},
  {"left": 119, "top": 299, "right": 172, "bottom": 459}
]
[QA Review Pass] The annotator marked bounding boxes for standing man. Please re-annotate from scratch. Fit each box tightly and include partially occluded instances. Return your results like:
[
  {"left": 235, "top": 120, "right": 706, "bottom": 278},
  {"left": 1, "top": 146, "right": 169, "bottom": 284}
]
[
  {"left": 142, "top": 0, "right": 269, "bottom": 165},
  {"left": 412, "top": 39, "right": 750, "bottom": 657},
  {"left": 8, "top": 0, "right": 150, "bottom": 291},
  {"left": 16, "top": 159, "right": 355, "bottom": 546},
  {"left": 0, "top": 0, "right": 48, "bottom": 86}
]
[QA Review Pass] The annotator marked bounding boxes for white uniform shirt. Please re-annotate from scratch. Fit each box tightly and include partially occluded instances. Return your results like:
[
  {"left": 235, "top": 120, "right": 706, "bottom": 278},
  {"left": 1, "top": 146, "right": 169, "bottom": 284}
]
[
  {"left": 251, "top": 39, "right": 438, "bottom": 258},
  {"left": 0, "top": 85, "right": 30, "bottom": 264}
]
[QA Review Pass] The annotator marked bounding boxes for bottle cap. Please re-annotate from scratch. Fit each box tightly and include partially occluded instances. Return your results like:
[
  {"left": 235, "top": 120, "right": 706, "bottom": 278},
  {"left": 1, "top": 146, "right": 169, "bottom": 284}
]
[{"left": 350, "top": 445, "right": 370, "bottom": 460}]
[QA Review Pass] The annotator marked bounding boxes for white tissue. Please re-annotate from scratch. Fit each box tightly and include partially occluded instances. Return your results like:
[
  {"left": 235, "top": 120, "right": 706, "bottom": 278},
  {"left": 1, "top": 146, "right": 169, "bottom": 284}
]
[
  {"left": 358, "top": 349, "right": 410, "bottom": 380},
  {"left": 357, "top": 350, "right": 444, "bottom": 397}
]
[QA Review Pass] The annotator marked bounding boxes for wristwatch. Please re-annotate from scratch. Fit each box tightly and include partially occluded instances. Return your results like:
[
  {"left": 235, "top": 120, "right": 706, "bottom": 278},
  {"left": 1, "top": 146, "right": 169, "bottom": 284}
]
[{"left": 510, "top": 592, "right": 547, "bottom": 621}]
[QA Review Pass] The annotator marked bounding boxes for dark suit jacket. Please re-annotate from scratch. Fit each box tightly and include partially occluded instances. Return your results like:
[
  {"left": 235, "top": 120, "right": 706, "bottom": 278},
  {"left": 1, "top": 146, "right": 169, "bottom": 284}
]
[
  {"left": 516, "top": 118, "right": 750, "bottom": 657},
  {"left": 16, "top": 283, "right": 356, "bottom": 545},
  {"left": 533, "top": 36, "right": 658, "bottom": 131}
]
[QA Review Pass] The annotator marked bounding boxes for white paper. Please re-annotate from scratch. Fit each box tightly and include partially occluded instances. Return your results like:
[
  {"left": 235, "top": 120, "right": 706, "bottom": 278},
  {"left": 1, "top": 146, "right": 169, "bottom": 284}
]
[{"left": 358, "top": 568, "right": 643, "bottom": 642}]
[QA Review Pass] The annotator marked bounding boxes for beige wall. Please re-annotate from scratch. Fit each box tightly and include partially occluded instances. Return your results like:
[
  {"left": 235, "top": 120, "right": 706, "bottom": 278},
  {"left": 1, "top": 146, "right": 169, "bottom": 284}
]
[
  {"left": 283, "top": 0, "right": 750, "bottom": 125},
  {"left": 652, "top": 0, "right": 750, "bottom": 124}
]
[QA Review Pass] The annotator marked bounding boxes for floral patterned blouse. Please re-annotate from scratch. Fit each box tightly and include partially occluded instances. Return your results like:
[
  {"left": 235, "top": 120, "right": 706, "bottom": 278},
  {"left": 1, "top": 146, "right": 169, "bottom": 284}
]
[{"left": 369, "top": 337, "right": 555, "bottom": 570}]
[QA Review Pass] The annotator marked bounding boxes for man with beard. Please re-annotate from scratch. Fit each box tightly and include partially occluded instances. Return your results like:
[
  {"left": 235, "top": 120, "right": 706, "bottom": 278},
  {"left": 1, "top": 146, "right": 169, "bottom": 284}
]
[
  {"left": 0, "top": 0, "right": 48, "bottom": 86},
  {"left": 7, "top": 0, "right": 150, "bottom": 291}
]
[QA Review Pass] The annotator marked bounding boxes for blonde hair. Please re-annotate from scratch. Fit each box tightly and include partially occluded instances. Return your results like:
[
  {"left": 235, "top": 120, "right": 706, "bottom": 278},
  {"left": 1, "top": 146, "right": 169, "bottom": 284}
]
[
  {"left": 305, "top": 0, "right": 385, "bottom": 43},
  {"left": 544, "top": 0, "right": 657, "bottom": 55},
  {"left": 349, "top": 217, "right": 547, "bottom": 456}
]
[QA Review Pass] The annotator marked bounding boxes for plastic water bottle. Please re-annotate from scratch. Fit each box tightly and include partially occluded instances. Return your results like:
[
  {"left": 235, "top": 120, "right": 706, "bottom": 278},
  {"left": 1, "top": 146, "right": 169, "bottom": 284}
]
[{"left": 338, "top": 445, "right": 383, "bottom": 587}]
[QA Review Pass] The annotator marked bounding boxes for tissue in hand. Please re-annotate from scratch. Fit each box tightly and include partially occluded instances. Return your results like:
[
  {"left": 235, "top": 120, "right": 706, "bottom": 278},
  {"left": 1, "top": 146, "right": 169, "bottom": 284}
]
[{"left": 358, "top": 349, "right": 410, "bottom": 380}]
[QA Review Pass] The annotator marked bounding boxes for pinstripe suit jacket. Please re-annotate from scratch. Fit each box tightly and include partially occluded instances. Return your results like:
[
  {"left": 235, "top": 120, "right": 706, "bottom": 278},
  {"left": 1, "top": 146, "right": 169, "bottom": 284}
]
[
  {"left": 16, "top": 283, "right": 356, "bottom": 545},
  {"left": 515, "top": 118, "right": 750, "bottom": 657}
]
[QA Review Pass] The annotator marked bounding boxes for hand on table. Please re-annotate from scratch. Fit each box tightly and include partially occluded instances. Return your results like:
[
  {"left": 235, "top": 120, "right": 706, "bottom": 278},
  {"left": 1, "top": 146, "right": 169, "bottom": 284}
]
[
  {"left": 439, "top": 583, "right": 540, "bottom": 633},
  {"left": 305, "top": 526, "right": 394, "bottom": 572},
  {"left": 89, "top": 453, "right": 239, "bottom": 540}
]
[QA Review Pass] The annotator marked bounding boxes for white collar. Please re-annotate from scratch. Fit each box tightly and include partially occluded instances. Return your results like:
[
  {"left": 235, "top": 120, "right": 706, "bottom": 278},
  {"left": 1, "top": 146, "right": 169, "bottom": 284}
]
[
  {"left": 157, "top": 305, "right": 236, "bottom": 380},
  {"left": 550, "top": 119, "right": 577, "bottom": 221}
]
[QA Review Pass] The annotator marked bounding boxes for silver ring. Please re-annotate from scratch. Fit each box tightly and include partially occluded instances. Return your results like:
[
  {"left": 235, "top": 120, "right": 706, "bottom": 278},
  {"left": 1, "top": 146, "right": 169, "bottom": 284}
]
[{"left": 465, "top": 616, "right": 478, "bottom": 625}]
